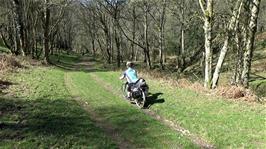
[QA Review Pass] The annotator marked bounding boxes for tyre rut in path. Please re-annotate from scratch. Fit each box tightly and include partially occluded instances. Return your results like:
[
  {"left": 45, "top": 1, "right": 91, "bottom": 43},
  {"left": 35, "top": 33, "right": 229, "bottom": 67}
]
[
  {"left": 63, "top": 56, "right": 215, "bottom": 148},
  {"left": 89, "top": 73, "right": 216, "bottom": 149},
  {"left": 64, "top": 73, "right": 135, "bottom": 149}
]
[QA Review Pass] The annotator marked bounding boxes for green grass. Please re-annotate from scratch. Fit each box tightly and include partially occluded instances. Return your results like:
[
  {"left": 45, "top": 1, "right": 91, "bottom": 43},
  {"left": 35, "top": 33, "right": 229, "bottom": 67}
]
[
  {"left": 250, "top": 79, "right": 266, "bottom": 97},
  {"left": 0, "top": 45, "right": 10, "bottom": 53},
  {"left": 94, "top": 71, "right": 266, "bottom": 148},
  {"left": 0, "top": 68, "right": 117, "bottom": 148},
  {"left": 51, "top": 53, "right": 266, "bottom": 148},
  {"left": 250, "top": 45, "right": 266, "bottom": 97},
  {"left": 50, "top": 53, "right": 81, "bottom": 64},
  {"left": 1, "top": 53, "right": 266, "bottom": 148},
  {"left": 66, "top": 72, "right": 196, "bottom": 148},
  {"left": 1, "top": 66, "right": 196, "bottom": 148}
]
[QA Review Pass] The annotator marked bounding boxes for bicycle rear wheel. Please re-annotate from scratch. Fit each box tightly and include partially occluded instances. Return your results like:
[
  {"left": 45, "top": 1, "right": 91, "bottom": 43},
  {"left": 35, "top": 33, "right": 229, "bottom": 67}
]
[{"left": 135, "top": 90, "right": 146, "bottom": 108}]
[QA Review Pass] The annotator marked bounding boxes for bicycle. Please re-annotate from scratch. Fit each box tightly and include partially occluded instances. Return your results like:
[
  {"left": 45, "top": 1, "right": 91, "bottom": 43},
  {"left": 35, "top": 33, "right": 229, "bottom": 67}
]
[{"left": 121, "top": 79, "right": 149, "bottom": 108}]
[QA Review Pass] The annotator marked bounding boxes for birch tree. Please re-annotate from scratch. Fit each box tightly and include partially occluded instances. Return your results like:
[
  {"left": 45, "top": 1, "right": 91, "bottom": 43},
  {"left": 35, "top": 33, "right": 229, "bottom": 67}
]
[
  {"left": 199, "top": 0, "right": 213, "bottom": 88},
  {"left": 143, "top": 1, "right": 152, "bottom": 69},
  {"left": 159, "top": 0, "right": 167, "bottom": 70},
  {"left": 211, "top": 0, "right": 244, "bottom": 89},
  {"left": 241, "top": 0, "right": 261, "bottom": 87},
  {"left": 11, "top": 0, "right": 25, "bottom": 56}
]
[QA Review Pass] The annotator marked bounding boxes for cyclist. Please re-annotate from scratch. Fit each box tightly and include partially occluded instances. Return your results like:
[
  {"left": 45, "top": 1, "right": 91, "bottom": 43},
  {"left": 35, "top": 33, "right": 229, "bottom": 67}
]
[{"left": 119, "top": 61, "right": 139, "bottom": 98}]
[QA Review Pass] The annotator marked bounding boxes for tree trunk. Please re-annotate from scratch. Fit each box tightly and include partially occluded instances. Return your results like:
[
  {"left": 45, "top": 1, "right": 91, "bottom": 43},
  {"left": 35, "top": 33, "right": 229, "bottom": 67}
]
[
  {"left": 211, "top": 0, "right": 243, "bottom": 89},
  {"left": 11, "top": 0, "right": 25, "bottom": 56},
  {"left": 204, "top": 24, "right": 212, "bottom": 88},
  {"left": 199, "top": 0, "right": 214, "bottom": 88},
  {"left": 0, "top": 31, "right": 11, "bottom": 50},
  {"left": 32, "top": 26, "right": 36, "bottom": 59},
  {"left": 134, "top": 47, "right": 138, "bottom": 61},
  {"left": 241, "top": 0, "right": 261, "bottom": 88},
  {"left": 12, "top": 18, "right": 18, "bottom": 55},
  {"left": 100, "top": 14, "right": 111, "bottom": 64},
  {"left": 131, "top": 5, "right": 136, "bottom": 61},
  {"left": 143, "top": 3, "right": 152, "bottom": 69},
  {"left": 42, "top": 0, "right": 51, "bottom": 63},
  {"left": 92, "top": 39, "right": 96, "bottom": 56},
  {"left": 114, "top": 21, "right": 121, "bottom": 67},
  {"left": 180, "top": 0, "right": 185, "bottom": 55},
  {"left": 231, "top": 26, "right": 244, "bottom": 85},
  {"left": 159, "top": 0, "right": 166, "bottom": 70},
  {"left": 107, "top": 33, "right": 112, "bottom": 64}
]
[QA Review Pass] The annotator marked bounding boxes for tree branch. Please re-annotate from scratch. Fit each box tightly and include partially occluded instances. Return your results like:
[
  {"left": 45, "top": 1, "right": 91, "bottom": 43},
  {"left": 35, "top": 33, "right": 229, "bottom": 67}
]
[
  {"left": 117, "top": 20, "right": 145, "bottom": 50},
  {"left": 199, "top": 0, "right": 206, "bottom": 15}
]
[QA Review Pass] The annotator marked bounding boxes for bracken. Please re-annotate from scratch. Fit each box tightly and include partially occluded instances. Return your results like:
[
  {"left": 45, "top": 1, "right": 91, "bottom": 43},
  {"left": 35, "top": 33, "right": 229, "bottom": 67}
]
[{"left": 0, "top": 54, "right": 22, "bottom": 75}]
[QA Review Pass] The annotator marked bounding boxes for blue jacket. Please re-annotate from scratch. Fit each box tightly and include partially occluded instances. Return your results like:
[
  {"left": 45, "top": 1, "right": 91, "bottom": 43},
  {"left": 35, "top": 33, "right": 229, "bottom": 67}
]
[{"left": 123, "top": 68, "right": 138, "bottom": 83}]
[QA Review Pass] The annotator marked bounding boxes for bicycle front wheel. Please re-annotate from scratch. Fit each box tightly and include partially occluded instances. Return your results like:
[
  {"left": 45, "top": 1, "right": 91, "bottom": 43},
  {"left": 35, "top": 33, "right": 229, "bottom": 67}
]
[{"left": 121, "top": 83, "right": 128, "bottom": 99}]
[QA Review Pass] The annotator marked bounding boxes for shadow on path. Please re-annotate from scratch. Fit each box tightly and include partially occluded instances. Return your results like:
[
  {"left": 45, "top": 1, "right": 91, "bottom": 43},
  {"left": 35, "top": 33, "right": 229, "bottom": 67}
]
[
  {"left": 145, "top": 92, "right": 165, "bottom": 109},
  {"left": 0, "top": 96, "right": 116, "bottom": 147},
  {"left": 0, "top": 80, "right": 14, "bottom": 90},
  {"left": 50, "top": 54, "right": 109, "bottom": 73}
]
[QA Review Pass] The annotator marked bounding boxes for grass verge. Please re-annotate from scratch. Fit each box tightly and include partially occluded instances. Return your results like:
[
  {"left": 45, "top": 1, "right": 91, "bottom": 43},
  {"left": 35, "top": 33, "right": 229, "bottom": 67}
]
[
  {"left": 66, "top": 71, "right": 196, "bottom": 148},
  {"left": 0, "top": 46, "right": 10, "bottom": 54},
  {"left": 94, "top": 71, "right": 266, "bottom": 148},
  {"left": 0, "top": 68, "right": 117, "bottom": 148}
]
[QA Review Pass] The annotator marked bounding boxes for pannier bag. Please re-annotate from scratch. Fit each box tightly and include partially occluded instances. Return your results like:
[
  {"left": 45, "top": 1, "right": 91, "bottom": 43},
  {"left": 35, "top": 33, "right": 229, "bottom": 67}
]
[{"left": 132, "top": 88, "right": 143, "bottom": 98}]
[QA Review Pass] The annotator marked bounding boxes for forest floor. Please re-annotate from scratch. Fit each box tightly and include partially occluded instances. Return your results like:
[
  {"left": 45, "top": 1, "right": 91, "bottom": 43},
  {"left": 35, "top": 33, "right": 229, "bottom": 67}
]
[{"left": 0, "top": 53, "right": 265, "bottom": 148}]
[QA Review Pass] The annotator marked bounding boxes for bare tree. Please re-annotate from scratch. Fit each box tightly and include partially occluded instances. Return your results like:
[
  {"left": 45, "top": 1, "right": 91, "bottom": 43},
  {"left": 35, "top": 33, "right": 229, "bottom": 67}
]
[
  {"left": 241, "top": 0, "right": 261, "bottom": 87},
  {"left": 199, "top": 0, "right": 214, "bottom": 88},
  {"left": 211, "top": 0, "right": 244, "bottom": 89},
  {"left": 11, "top": 0, "right": 25, "bottom": 56}
]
